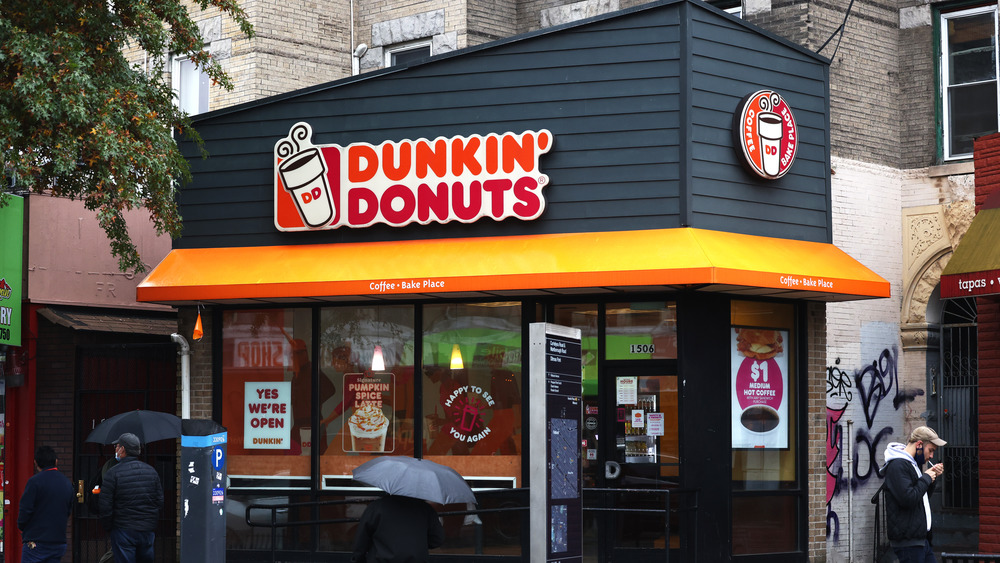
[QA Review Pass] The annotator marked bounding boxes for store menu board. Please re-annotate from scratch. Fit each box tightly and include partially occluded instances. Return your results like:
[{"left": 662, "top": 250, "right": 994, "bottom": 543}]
[
  {"left": 529, "top": 323, "right": 583, "bottom": 563},
  {"left": 731, "top": 327, "right": 789, "bottom": 449}
]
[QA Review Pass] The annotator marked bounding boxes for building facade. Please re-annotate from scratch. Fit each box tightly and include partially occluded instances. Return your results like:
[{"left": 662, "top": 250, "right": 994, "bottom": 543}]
[
  {"left": 137, "top": 1, "right": 899, "bottom": 560},
  {"left": 0, "top": 196, "right": 179, "bottom": 562},
  {"left": 0, "top": 0, "right": 976, "bottom": 560}
]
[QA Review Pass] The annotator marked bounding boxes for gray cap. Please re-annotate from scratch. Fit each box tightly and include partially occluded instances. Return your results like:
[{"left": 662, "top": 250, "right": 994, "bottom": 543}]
[
  {"left": 909, "top": 426, "right": 947, "bottom": 447},
  {"left": 113, "top": 432, "right": 142, "bottom": 454}
]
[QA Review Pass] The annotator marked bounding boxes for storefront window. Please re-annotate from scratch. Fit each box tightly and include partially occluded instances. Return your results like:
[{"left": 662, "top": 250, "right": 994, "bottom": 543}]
[
  {"left": 729, "top": 300, "right": 799, "bottom": 555},
  {"left": 422, "top": 302, "right": 522, "bottom": 481},
  {"left": 221, "top": 308, "right": 314, "bottom": 485},
  {"left": 554, "top": 304, "right": 600, "bottom": 488},
  {"left": 553, "top": 304, "right": 599, "bottom": 394},
  {"left": 319, "top": 305, "right": 416, "bottom": 483},
  {"left": 606, "top": 302, "right": 677, "bottom": 360}
]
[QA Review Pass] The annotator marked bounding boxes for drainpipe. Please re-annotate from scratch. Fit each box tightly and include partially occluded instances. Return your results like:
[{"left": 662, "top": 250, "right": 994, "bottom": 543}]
[
  {"left": 171, "top": 333, "right": 191, "bottom": 420},
  {"left": 846, "top": 419, "right": 854, "bottom": 563}
]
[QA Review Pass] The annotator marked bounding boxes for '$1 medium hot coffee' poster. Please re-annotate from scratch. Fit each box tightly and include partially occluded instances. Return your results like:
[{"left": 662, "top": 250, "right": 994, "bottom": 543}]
[{"left": 731, "top": 328, "right": 788, "bottom": 449}]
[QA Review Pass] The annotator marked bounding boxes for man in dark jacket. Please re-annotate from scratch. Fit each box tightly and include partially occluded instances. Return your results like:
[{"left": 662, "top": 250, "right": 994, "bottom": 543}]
[
  {"left": 882, "top": 426, "right": 946, "bottom": 563},
  {"left": 99, "top": 433, "right": 164, "bottom": 563},
  {"left": 351, "top": 495, "right": 445, "bottom": 562},
  {"left": 18, "top": 445, "right": 75, "bottom": 563}
]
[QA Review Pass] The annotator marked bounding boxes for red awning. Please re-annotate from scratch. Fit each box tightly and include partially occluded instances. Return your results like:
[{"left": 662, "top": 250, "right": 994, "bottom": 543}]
[{"left": 941, "top": 192, "right": 1000, "bottom": 299}]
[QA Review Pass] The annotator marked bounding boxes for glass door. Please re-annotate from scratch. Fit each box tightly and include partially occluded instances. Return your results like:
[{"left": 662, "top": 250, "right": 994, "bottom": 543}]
[
  {"left": 600, "top": 364, "right": 681, "bottom": 562},
  {"left": 554, "top": 301, "right": 686, "bottom": 562}
]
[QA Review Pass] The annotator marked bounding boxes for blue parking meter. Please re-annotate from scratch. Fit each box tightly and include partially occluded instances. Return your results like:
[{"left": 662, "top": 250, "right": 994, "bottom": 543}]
[{"left": 181, "top": 419, "right": 228, "bottom": 561}]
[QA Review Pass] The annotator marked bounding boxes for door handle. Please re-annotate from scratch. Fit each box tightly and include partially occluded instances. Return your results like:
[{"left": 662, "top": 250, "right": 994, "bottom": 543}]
[
  {"left": 77, "top": 480, "right": 85, "bottom": 504},
  {"left": 605, "top": 461, "right": 621, "bottom": 480}
]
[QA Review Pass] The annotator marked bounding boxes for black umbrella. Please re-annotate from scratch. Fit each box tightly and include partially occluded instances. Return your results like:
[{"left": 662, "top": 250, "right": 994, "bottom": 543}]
[
  {"left": 85, "top": 410, "right": 182, "bottom": 445},
  {"left": 353, "top": 456, "right": 476, "bottom": 505}
]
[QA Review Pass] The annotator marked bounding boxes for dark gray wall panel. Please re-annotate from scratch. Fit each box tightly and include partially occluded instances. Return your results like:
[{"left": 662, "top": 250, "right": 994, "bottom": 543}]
[{"left": 686, "top": 7, "right": 830, "bottom": 242}]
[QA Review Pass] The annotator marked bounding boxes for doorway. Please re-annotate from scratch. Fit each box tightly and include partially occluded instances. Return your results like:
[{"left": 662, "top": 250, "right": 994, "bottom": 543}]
[
  {"left": 554, "top": 301, "right": 690, "bottom": 562},
  {"left": 73, "top": 342, "right": 178, "bottom": 563},
  {"left": 588, "top": 363, "right": 687, "bottom": 562}
]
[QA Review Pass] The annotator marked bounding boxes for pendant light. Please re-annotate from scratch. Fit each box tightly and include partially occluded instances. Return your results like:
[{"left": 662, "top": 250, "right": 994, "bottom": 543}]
[
  {"left": 450, "top": 344, "right": 464, "bottom": 369},
  {"left": 372, "top": 345, "right": 385, "bottom": 372}
]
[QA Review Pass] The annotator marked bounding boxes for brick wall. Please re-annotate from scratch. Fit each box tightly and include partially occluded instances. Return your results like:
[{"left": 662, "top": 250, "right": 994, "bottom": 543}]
[
  {"left": 807, "top": 301, "right": 828, "bottom": 562},
  {"left": 980, "top": 294, "right": 1000, "bottom": 552},
  {"left": 746, "top": 0, "right": 901, "bottom": 168},
  {"left": 898, "top": 16, "right": 937, "bottom": 169},
  {"left": 975, "top": 132, "right": 1000, "bottom": 552},
  {"left": 825, "top": 154, "right": 908, "bottom": 563},
  {"left": 179, "top": 307, "right": 214, "bottom": 421},
  {"left": 34, "top": 321, "right": 78, "bottom": 479}
]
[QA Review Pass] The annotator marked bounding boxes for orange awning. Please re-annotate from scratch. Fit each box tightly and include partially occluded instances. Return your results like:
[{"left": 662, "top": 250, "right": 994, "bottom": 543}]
[{"left": 136, "top": 228, "right": 889, "bottom": 305}]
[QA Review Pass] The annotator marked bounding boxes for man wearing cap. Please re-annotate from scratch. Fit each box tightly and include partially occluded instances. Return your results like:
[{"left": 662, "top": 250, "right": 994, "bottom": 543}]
[
  {"left": 882, "top": 426, "right": 947, "bottom": 563},
  {"left": 98, "top": 433, "right": 164, "bottom": 563}
]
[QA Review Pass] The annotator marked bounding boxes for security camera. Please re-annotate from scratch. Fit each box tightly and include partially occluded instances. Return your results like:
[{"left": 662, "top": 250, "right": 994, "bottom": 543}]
[{"left": 353, "top": 44, "right": 368, "bottom": 58}]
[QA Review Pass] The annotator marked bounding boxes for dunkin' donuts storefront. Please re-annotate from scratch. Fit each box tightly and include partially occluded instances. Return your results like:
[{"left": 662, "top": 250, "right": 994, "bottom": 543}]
[{"left": 138, "top": 1, "right": 887, "bottom": 561}]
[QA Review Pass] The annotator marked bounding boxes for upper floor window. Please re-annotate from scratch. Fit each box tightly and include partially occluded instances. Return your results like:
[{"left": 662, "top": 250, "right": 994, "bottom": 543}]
[
  {"left": 940, "top": 5, "right": 998, "bottom": 160},
  {"left": 385, "top": 40, "right": 431, "bottom": 67},
  {"left": 703, "top": 0, "right": 741, "bottom": 17},
  {"left": 172, "top": 57, "right": 210, "bottom": 115}
]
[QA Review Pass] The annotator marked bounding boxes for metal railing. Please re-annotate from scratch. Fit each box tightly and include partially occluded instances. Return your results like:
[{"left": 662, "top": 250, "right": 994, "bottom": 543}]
[
  {"left": 240, "top": 486, "right": 698, "bottom": 562},
  {"left": 942, "top": 554, "right": 1000, "bottom": 563},
  {"left": 244, "top": 489, "right": 528, "bottom": 562},
  {"left": 582, "top": 487, "right": 699, "bottom": 563}
]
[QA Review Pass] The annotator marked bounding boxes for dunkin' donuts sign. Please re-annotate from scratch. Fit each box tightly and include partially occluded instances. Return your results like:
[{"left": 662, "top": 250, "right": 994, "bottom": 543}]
[
  {"left": 734, "top": 90, "right": 797, "bottom": 180},
  {"left": 274, "top": 122, "right": 553, "bottom": 231}
]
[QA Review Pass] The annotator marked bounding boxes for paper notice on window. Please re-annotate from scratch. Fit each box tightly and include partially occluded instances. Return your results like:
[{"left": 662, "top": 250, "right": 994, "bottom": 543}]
[
  {"left": 631, "top": 409, "right": 644, "bottom": 428},
  {"left": 646, "top": 412, "right": 664, "bottom": 436},
  {"left": 616, "top": 376, "right": 638, "bottom": 405}
]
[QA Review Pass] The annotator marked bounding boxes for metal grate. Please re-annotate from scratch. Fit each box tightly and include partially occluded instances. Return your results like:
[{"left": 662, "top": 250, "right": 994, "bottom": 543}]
[
  {"left": 940, "top": 297, "right": 979, "bottom": 510},
  {"left": 74, "top": 343, "right": 178, "bottom": 563}
]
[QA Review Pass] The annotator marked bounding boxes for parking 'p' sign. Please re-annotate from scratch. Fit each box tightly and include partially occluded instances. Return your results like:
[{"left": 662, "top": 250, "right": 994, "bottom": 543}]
[{"left": 213, "top": 445, "right": 226, "bottom": 471}]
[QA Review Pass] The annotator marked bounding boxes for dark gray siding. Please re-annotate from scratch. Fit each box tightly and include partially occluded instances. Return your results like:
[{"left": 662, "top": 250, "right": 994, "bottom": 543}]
[
  {"left": 687, "top": 5, "right": 831, "bottom": 242},
  {"left": 177, "top": 0, "right": 830, "bottom": 250}
]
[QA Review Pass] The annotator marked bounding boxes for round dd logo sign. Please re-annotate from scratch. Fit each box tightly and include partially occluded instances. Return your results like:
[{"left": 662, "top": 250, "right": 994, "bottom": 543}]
[{"left": 734, "top": 90, "right": 798, "bottom": 179}]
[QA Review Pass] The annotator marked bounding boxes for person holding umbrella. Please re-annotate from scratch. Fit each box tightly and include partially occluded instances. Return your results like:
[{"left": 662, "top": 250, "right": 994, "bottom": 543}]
[
  {"left": 98, "top": 433, "right": 164, "bottom": 563},
  {"left": 351, "top": 456, "right": 476, "bottom": 563},
  {"left": 350, "top": 494, "right": 445, "bottom": 562}
]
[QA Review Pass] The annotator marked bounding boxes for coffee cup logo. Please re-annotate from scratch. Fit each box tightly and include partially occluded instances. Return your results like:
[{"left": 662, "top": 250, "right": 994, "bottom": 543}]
[
  {"left": 734, "top": 90, "right": 798, "bottom": 179},
  {"left": 276, "top": 123, "right": 337, "bottom": 228}
]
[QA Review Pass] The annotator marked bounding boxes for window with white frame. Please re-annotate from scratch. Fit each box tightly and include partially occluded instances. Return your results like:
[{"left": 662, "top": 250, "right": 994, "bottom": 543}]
[
  {"left": 703, "top": 0, "right": 741, "bottom": 17},
  {"left": 384, "top": 40, "right": 432, "bottom": 67},
  {"left": 172, "top": 57, "right": 210, "bottom": 115},
  {"left": 940, "top": 5, "right": 999, "bottom": 160}
]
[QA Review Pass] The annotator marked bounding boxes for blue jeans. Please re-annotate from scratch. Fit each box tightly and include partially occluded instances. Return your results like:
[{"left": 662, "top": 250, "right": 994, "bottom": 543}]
[
  {"left": 22, "top": 542, "right": 66, "bottom": 563},
  {"left": 110, "top": 528, "right": 156, "bottom": 563},
  {"left": 893, "top": 539, "right": 938, "bottom": 563}
]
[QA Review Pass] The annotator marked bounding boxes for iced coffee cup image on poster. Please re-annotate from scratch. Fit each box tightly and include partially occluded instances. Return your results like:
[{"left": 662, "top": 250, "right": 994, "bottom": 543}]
[
  {"left": 343, "top": 372, "right": 394, "bottom": 453},
  {"left": 731, "top": 328, "right": 788, "bottom": 449}
]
